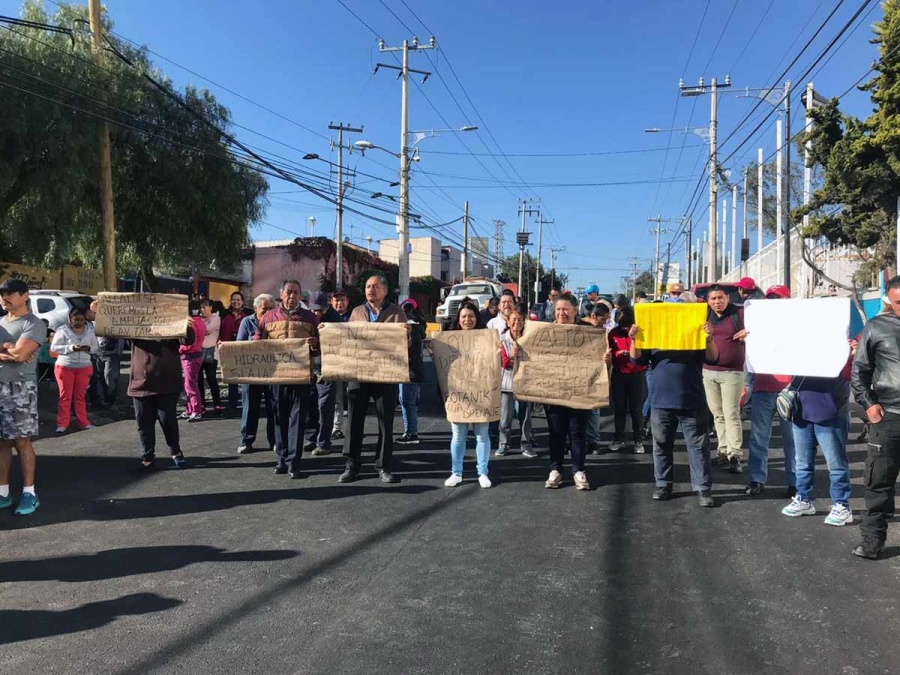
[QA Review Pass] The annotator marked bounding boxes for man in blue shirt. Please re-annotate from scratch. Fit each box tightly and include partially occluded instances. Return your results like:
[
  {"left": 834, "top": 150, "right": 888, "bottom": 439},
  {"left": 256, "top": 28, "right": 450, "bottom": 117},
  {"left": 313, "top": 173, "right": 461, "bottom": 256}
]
[
  {"left": 236, "top": 294, "right": 276, "bottom": 455},
  {"left": 629, "top": 319, "right": 719, "bottom": 506}
]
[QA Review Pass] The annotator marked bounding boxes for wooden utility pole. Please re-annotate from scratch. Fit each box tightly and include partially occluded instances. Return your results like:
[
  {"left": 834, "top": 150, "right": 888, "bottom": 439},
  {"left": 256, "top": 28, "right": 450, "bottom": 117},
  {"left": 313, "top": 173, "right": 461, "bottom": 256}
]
[{"left": 89, "top": 0, "right": 117, "bottom": 291}]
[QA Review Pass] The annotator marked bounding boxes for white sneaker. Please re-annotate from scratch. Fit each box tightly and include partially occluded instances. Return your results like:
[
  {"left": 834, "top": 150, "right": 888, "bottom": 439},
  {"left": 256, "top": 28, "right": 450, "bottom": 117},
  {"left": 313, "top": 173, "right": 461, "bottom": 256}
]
[
  {"left": 573, "top": 471, "right": 590, "bottom": 491},
  {"left": 55, "top": 426, "right": 66, "bottom": 434},
  {"left": 478, "top": 474, "right": 492, "bottom": 489},
  {"left": 609, "top": 441, "right": 624, "bottom": 452},
  {"left": 633, "top": 442, "right": 646, "bottom": 454},
  {"left": 82, "top": 424, "right": 96, "bottom": 430},
  {"left": 545, "top": 470, "right": 562, "bottom": 489},
  {"left": 781, "top": 496, "right": 816, "bottom": 517},
  {"left": 444, "top": 473, "right": 463, "bottom": 488},
  {"left": 824, "top": 503, "right": 853, "bottom": 527}
]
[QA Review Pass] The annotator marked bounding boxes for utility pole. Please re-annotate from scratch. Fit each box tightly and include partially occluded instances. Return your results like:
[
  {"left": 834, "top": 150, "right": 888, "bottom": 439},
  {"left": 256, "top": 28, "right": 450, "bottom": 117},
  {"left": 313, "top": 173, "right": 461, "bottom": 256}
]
[
  {"left": 551, "top": 246, "right": 566, "bottom": 292},
  {"left": 721, "top": 199, "right": 728, "bottom": 275},
  {"left": 648, "top": 215, "right": 670, "bottom": 298},
  {"left": 627, "top": 255, "right": 640, "bottom": 302},
  {"left": 683, "top": 215, "right": 693, "bottom": 286},
  {"left": 802, "top": 82, "right": 828, "bottom": 296},
  {"left": 731, "top": 184, "right": 738, "bottom": 273},
  {"left": 328, "top": 122, "right": 363, "bottom": 289},
  {"left": 776, "top": 117, "right": 784, "bottom": 285},
  {"left": 493, "top": 219, "right": 505, "bottom": 269},
  {"left": 680, "top": 75, "right": 731, "bottom": 282},
  {"left": 742, "top": 167, "right": 748, "bottom": 274},
  {"left": 376, "top": 36, "right": 435, "bottom": 300},
  {"left": 534, "top": 211, "right": 553, "bottom": 302},
  {"left": 89, "top": 0, "right": 116, "bottom": 291},
  {"left": 517, "top": 199, "right": 539, "bottom": 305},
  {"left": 462, "top": 200, "right": 469, "bottom": 278},
  {"left": 783, "top": 80, "right": 792, "bottom": 289},
  {"left": 757, "top": 147, "right": 764, "bottom": 280}
]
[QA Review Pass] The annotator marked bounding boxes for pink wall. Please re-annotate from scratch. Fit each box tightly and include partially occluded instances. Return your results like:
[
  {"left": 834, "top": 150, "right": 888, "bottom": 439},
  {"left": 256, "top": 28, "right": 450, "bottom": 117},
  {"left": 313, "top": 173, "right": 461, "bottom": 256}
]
[{"left": 252, "top": 247, "right": 326, "bottom": 298}]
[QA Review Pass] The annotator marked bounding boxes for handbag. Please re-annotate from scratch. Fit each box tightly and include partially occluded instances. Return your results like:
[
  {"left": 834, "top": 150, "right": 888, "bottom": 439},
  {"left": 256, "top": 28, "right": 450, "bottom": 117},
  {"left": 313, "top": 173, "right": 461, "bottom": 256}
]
[
  {"left": 776, "top": 377, "right": 805, "bottom": 421},
  {"left": 202, "top": 346, "right": 216, "bottom": 364}
]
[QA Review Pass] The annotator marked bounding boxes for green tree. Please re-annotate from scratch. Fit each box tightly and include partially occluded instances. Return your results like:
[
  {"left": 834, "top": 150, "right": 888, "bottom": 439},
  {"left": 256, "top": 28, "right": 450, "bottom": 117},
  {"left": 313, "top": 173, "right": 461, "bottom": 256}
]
[
  {"left": 798, "top": 0, "right": 900, "bottom": 280},
  {"left": 0, "top": 1, "right": 268, "bottom": 288},
  {"left": 495, "top": 252, "right": 566, "bottom": 298}
]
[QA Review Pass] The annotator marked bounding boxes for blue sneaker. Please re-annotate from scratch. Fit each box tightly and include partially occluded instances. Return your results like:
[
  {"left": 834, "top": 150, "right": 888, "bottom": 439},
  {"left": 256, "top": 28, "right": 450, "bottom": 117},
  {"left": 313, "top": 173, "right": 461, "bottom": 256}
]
[
  {"left": 0, "top": 494, "right": 12, "bottom": 509},
  {"left": 14, "top": 492, "right": 39, "bottom": 516}
]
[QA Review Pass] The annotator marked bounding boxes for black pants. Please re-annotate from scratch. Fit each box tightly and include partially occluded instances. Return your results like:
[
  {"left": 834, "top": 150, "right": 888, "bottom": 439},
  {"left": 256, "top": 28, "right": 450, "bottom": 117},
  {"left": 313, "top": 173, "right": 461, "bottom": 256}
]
[
  {"left": 198, "top": 356, "right": 222, "bottom": 408},
  {"left": 271, "top": 384, "right": 311, "bottom": 473},
  {"left": 133, "top": 393, "right": 181, "bottom": 460},
  {"left": 861, "top": 411, "right": 900, "bottom": 543},
  {"left": 345, "top": 383, "right": 398, "bottom": 470},
  {"left": 545, "top": 405, "right": 589, "bottom": 472},
  {"left": 611, "top": 370, "right": 647, "bottom": 443}
]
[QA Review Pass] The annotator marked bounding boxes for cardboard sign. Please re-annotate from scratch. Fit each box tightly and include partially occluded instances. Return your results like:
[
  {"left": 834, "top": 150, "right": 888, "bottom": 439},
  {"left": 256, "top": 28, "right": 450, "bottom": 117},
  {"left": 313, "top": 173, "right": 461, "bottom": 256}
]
[
  {"left": 512, "top": 322, "right": 608, "bottom": 410},
  {"left": 745, "top": 297, "right": 850, "bottom": 377},
  {"left": 0, "top": 262, "right": 60, "bottom": 290},
  {"left": 432, "top": 329, "right": 501, "bottom": 423},
  {"left": 95, "top": 293, "right": 188, "bottom": 339},
  {"left": 218, "top": 339, "right": 313, "bottom": 385},
  {"left": 319, "top": 322, "right": 410, "bottom": 384},
  {"left": 61, "top": 265, "right": 104, "bottom": 295},
  {"left": 634, "top": 303, "right": 708, "bottom": 350}
]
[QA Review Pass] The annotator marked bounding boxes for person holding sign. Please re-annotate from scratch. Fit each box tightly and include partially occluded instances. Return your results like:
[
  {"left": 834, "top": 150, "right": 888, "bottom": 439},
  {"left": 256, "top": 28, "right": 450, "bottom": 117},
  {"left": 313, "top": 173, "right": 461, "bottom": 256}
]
[
  {"left": 629, "top": 314, "right": 718, "bottom": 507},
  {"left": 604, "top": 306, "right": 647, "bottom": 453},
  {"left": 442, "top": 300, "right": 494, "bottom": 488},
  {"left": 235, "top": 294, "right": 276, "bottom": 455},
  {"left": 498, "top": 310, "right": 535, "bottom": 457},
  {"left": 339, "top": 275, "right": 407, "bottom": 484},
  {"left": 544, "top": 295, "right": 592, "bottom": 490},
  {"left": 703, "top": 285, "right": 747, "bottom": 474},
  {"left": 255, "top": 280, "right": 320, "bottom": 479}
]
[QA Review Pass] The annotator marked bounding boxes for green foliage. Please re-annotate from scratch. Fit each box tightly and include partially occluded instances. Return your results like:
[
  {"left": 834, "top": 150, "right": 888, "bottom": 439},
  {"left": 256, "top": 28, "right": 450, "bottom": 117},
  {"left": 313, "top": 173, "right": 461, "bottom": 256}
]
[
  {"left": 0, "top": 1, "right": 268, "bottom": 288},
  {"left": 797, "top": 0, "right": 900, "bottom": 274},
  {"left": 496, "top": 251, "right": 566, "bottom": 294}
]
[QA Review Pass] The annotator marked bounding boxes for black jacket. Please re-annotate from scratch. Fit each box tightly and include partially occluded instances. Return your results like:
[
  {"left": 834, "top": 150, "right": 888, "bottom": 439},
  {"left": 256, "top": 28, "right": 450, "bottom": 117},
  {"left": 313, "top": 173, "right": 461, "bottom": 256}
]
[
  {"left": 407, "top": 319, "right": 427, "bottom": 383},
  {"left": 851, "top": 313, "right": 900, "bottom": 413}
]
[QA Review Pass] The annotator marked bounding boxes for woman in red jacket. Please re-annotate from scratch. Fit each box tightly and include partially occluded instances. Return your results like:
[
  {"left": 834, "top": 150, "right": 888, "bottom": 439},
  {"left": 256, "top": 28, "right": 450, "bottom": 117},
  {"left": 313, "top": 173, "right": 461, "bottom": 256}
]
[{"left": 605, "top": 306, "right": 648, "bottom": 453}]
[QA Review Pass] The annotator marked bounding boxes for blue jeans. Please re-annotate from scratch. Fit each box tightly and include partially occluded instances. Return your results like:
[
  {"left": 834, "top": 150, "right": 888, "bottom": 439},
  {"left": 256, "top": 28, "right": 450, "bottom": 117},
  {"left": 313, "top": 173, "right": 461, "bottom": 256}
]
[
  {"left": 450, "top": 422, "right": 490, "bottom": 477},
  {"left": 792, "top": 409, "right": 851, "bottom": 506},
  {"left": 747, "top": 391, "right": 796, "bottom": 486},
  {"left": 400, "top": 382, "right": 420, "bottom": 435},
  {"left": 652, "top": 407, "right": 712, "bottom": 491},
  {"left": 642, "top": 370, "right": 653, "bottom": 420},
  {"left": 240, "top": 384, "right": 275, "bottom": 449},
  {"left": 586, "top": 408, "right": 601, "bottom": 443}
]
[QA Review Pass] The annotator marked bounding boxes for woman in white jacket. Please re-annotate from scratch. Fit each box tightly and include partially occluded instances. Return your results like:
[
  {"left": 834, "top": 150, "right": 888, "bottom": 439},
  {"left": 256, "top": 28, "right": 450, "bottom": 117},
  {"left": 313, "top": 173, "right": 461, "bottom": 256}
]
[{"left": 51, "top": 307, "right": 100, "bottom": 433}]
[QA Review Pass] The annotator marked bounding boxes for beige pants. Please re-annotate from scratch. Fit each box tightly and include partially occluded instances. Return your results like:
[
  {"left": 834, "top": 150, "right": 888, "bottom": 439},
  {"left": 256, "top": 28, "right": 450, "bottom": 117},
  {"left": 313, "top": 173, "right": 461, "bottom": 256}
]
[{"left": 703, "top": 369, "right": 744, "bottom": 460}]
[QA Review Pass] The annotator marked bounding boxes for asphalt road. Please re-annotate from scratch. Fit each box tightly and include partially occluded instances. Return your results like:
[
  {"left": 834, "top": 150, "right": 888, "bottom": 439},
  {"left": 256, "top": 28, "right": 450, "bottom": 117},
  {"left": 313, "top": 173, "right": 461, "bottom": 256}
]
[{"left": 2, "top": 387, "right": 900, "bottom": 674}]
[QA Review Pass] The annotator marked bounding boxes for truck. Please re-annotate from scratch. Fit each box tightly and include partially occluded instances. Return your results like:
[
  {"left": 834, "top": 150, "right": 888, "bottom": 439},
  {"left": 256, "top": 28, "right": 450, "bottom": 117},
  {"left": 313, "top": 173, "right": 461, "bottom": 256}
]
[{"left": 435, "top": 277, "right": 504, "bottom": 331}]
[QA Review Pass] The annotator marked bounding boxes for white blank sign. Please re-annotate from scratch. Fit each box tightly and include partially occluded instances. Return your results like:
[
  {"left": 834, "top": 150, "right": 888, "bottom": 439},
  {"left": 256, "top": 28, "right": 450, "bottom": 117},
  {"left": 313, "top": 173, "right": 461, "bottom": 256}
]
[{"left": 744, "top": 297, "right": 850, "bottom": 377}]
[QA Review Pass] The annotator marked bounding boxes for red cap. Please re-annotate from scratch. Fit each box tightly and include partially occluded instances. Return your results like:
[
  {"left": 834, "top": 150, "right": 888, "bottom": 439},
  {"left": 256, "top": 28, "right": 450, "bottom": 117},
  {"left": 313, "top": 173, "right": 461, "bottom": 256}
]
[
  {"left": 402, "top": 298, "right": 418, "bottom": 310},
  {"left": 736, "top": 277, "right": 757, "bottom": 291},
  {"left": 764, "top": 284, "right": 790, "bottom": 299}
]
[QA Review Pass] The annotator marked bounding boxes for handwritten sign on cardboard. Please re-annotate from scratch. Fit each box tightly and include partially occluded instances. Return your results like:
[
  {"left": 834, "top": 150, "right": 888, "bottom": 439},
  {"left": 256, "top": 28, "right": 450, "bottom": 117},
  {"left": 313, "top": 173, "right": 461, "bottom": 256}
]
[
  {"left": 431, "top": 329, "right": 501, "bottom": 423},
  {"left": 218, "top": 339, "right": 313, "bottom": 385},
  {"left": 95, "top": 293, "right": 188, "bottom": 339},
  {"left": 319, "top": 322, "right": 410, "bottom": 384},
  {"left": 513, "top": 322, "right": 608, "bottom": 410}
]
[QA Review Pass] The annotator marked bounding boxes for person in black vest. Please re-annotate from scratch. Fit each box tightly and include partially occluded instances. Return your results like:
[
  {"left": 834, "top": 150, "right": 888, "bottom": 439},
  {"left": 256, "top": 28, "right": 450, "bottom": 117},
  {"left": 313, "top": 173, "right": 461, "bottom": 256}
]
[{"left": 397, "top": 299, "right": 427, "bottom": 445}]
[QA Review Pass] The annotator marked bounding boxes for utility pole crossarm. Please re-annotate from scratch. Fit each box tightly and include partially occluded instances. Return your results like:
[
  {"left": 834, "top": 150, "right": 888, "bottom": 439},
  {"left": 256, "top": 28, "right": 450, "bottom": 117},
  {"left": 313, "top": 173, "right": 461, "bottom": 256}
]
[{"left": 328, "top": 123, "right": 363, "bottom": 290}]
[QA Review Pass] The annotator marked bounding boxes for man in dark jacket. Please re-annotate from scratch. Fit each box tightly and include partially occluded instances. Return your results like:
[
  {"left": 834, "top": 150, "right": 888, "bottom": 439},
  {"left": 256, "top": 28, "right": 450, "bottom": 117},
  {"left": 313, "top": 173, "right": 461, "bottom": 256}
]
[
  {"left": 305, "top": 292, "right": 344, "bottom": 456},
  {"left": 398, "top": 299, "right": 427, "bottom": 445},
  {"left": 851, "top": 276, "right": 900, "bottom": 559},
  {"left": 129, "top": 318, "right": 196, "bottom": 470},
  {"left": 339, "top": 275, "right": 407, "bottom": 484}
]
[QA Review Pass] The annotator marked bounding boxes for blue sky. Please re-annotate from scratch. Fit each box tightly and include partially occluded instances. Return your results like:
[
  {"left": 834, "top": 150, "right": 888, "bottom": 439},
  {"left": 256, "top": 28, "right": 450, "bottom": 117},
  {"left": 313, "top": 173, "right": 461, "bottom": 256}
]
[{"left": 62, "top": 0, "right": 883, "bottom": 292}]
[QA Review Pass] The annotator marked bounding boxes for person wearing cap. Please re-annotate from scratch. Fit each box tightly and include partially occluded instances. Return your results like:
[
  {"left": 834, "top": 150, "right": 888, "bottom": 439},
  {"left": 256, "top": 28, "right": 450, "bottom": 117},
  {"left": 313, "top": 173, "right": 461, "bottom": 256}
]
[
  {"left": 304, "top": 291, "right": 343, "bottom": 456},
  {"left": 329, "top": 289, "right": 351, "bottom": 441},
  {"left": 0, "top": 279, "right": 47, "bottom": 515},
  {"left": 744, "top": 285, "right": 796, "bottom": 497},
  {"left": 479, "top": 296, "right": 500, "bottom": 327},
  {"left": 736, "top": 277, "right": 765, "bottom": 302},
  {"left": 339, "top": 275, "right": 407, "bottom": 484},
  {"left": 397, "top": 298, "right": 427, "bottom": 445},
  {"left": 667, "top": 281, "right": 685, "bottom": 300},
  {"left": 579, "top": 284, "right": 601, "bottom": 319},
  {"left": 255, "top": 279, "right": 320, "bottom": 479}
]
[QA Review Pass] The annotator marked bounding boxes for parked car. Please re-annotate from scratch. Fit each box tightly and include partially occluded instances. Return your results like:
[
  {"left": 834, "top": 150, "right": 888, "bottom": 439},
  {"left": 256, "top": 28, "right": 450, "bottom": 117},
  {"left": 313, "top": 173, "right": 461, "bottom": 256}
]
[
  {"left": 689, "top": 283, "right": 741, "bottom": 305},
  {"left": 28, "top": 290, "right": 95, "bottom": 330}
]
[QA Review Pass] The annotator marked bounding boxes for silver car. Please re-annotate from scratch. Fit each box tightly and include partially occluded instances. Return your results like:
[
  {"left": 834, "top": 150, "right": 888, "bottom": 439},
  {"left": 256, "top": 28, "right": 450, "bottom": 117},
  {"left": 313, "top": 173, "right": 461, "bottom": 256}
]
[{"left": 27, "top": 290, "right": 95, "bottom": 330}]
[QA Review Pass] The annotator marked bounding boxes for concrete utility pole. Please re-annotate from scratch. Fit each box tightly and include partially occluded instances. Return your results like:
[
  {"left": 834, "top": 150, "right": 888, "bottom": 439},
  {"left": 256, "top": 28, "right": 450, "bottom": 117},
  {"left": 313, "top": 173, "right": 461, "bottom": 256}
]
[
  {"left": 376, "top": 36, "right": 435, "bottom": 300},
  {"left": 731, "top": 184, "right": 738, "bottom": 273},
  {"left": 329, "top": 123, "right": 363, "bottom": 289},
  {"left": 783, "top": 80, "right": 792, "bottom": 289},
  {"left": 757, "top": 147, "right": 764, "bottom": 280},
  {"left": 462, "top": 200, "right": 469, "bottom": 278},
  {"left": 680, "top": 75, "right": 731, "bottom": 282},
  {"left": 627, "top": 255, "right": 640, "bottom": 302},
  {"left": 517, "top": 199, "right": 539, "bottom": 305},
  {"left": 742, "top": 167, "right": 748, "bottom": 274},
  {"left": 776, "top": 117, "right": 784, "bottom": 285},
  {"left": 721, "top": 199, "right": 728, "bottom": 275},
  {"left": 648, "top": 215, "right": 670, "bottom": 297},
  {"left": 534, "top": 211, "right": 553, "bottom": 302},
  {"left": 683, "top": 216, "right": 693, "bottom": 285},
  {"left": 89, "top": 0, "right": 116, "bottom": 291},
  {"left": 551, "top": 246, "right": 566, "bottom": 292}
]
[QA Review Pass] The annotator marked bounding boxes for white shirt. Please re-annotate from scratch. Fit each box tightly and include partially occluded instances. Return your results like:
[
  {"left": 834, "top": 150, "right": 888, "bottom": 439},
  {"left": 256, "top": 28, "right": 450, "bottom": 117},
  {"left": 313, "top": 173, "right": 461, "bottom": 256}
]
[
  {"left": 51, "top": 323, "right": 99, "bottom": 369},
  {"left": 487, "top": 316, "right": 508, "bottom": 332}
]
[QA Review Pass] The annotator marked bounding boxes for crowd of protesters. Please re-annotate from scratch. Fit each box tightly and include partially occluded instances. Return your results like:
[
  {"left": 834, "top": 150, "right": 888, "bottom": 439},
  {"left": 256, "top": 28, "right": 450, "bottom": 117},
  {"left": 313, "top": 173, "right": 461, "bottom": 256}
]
[{"left": 3, "top": 272, "right": 900, "bottom": 563}]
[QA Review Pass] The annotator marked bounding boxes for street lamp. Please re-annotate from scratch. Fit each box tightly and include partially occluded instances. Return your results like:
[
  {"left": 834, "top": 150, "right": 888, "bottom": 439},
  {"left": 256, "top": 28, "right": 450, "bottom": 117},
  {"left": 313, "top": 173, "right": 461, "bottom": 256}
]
[
  {"left": 307, "top": 216, "right": 316, "bottom": 238},
  {"left": 355, "top": 125, "right": 477, "bottom": 300}
]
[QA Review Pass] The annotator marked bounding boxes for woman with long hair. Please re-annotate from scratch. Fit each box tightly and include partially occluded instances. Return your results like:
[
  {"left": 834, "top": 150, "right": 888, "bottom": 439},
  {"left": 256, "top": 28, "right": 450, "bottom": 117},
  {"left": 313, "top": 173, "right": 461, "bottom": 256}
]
[
  {"left": 444, "top": 299, "right": 492, "bottom": 489},
  {"left": 498, "top": 310, "right": 535, "bottom": 457}
]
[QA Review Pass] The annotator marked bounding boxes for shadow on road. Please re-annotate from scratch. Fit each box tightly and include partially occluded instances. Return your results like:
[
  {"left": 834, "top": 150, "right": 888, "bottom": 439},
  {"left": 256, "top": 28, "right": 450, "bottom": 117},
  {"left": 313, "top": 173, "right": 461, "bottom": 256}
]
[
  {"left": 0, "top": 546, "right": 299, "bottom": 583},
  {"left": 0, "top": 593, "right": 182, "bottom": 645}
]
